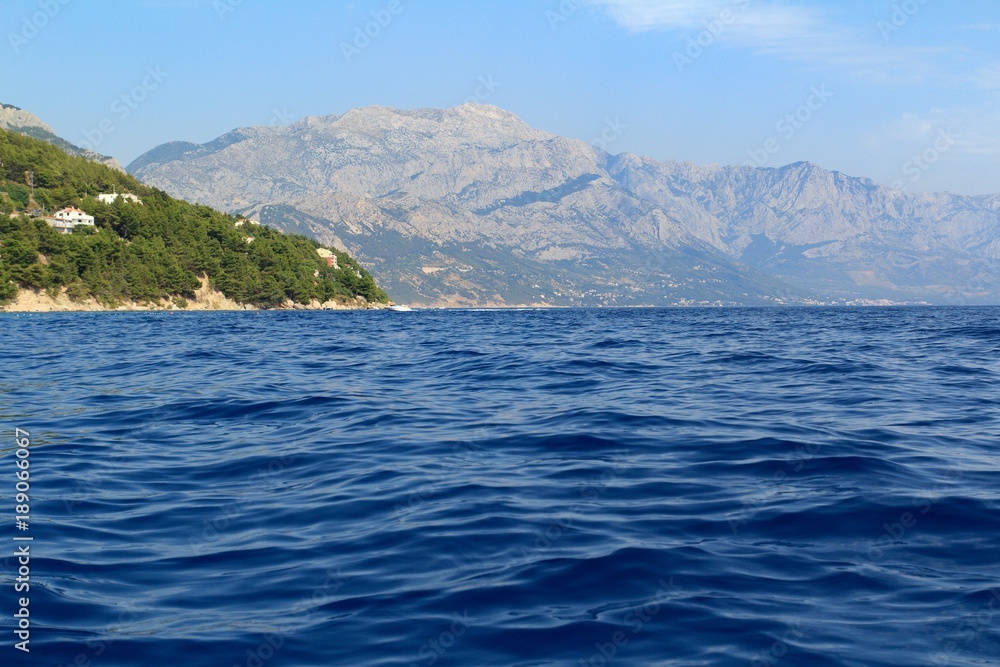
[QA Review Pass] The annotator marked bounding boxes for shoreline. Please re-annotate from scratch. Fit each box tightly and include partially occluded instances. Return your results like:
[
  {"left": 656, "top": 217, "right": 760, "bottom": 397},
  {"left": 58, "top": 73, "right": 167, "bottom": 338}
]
[{"left": 0, "top": 279, "right": 389, "bottom": 313}]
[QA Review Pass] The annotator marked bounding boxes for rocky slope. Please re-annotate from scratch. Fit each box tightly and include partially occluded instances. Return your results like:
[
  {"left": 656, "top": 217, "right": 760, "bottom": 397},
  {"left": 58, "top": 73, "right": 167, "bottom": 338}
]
[
  {"left": 129, "top": 103, "right": 1000, "bottom": 306},
  {"left": 607, "top": 155, "right": 1000, "bottom": 302},
  {"left": 1, "top": 103, "right": 124, "bottom": 172}
]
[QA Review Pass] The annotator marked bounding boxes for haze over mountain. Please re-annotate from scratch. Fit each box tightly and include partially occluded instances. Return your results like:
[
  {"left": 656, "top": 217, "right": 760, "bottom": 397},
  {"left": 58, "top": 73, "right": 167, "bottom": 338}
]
[
  {"left": 128, "top": 103, "right": 1000, "bottom": 307},
  {"left": 1, "top": 103, "right": 124, "bottom": 172}
]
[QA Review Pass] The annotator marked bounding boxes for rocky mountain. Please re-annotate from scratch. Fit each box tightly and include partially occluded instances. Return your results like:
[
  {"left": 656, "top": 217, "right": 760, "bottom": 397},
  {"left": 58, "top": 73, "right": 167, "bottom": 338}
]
[
  {"left": 128, "top": 103, "right": 1000, "bottom": 306},
  {"left": 1, "top": 103, "right": 124, "bottom": 172}
]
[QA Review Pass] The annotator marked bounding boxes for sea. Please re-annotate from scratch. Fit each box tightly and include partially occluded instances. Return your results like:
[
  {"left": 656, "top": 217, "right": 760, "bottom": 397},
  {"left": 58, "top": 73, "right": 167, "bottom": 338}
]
[{"left": 1, "top": 307, "right": 998, "bottom": 667}]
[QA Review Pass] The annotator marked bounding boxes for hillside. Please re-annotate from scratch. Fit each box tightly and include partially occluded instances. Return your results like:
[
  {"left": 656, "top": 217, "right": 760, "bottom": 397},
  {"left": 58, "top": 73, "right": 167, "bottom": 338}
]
[
  {"left": 129, "top": 103, "right": 1000, "bottom": 306},
  {"left": 1, "top": 103, "right": 124, "bottom": 172},
  {"left": 0, "top": 128, "right": 388, "bottom": 310}
]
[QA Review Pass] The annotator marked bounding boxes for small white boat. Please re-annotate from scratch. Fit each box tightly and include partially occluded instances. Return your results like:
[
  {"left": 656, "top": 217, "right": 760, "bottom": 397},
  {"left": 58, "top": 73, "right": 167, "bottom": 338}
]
[{"left": 387, "top": 305, "right": 414, "bottom": 312}]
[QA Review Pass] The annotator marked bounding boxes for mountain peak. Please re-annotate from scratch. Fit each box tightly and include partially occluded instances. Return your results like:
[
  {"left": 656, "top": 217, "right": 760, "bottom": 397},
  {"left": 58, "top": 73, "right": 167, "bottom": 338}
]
[
  {"left": 326, "top": 102, "right": 543, "bottom": 135},
  {"left": 196, "top": 103, "right": 555, "bottom": 156},
  {"left": 127, "top": 102, "right": 1000, "bottom": 306},
  {"left": 0, "top": 104, "right": 54, "bottom": 134},
  {"left": 452, "top": 101, "right": 520, "bottom": 118}
]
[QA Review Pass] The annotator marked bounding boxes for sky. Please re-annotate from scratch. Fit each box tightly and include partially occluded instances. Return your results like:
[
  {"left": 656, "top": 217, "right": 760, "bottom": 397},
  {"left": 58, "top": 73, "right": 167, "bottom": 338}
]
[{"left": 1, "top": 0, "right": 998, "bottom": 195}]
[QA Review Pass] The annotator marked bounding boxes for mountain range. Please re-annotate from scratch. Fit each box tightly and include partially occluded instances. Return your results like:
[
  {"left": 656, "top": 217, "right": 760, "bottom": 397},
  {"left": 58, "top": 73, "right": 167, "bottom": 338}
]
[{"left": 115, "top": 103, "right": 1000, "bottom": 306}]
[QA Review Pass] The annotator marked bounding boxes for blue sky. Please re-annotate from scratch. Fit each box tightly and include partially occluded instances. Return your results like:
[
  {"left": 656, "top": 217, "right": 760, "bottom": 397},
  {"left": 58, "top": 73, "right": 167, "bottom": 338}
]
[{"left": 2, "top": 0, "right": 998, "bottom": 195}]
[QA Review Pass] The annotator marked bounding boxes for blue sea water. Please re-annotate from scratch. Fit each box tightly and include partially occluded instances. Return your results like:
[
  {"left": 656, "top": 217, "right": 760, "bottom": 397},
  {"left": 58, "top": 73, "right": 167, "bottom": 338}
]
[{"left": 1, "top": 307, "right": 999, "bottom": 667}]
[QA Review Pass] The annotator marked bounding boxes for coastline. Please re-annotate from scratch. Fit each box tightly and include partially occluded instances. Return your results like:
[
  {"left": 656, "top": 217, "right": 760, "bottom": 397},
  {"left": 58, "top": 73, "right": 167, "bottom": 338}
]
[{"left": 0, "top": 277, "right": 388, "bottom": 313}]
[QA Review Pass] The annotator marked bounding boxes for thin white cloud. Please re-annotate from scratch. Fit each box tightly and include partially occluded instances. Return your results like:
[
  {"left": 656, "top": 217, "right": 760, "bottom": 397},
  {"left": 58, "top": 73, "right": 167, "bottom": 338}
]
[
  {"left": 586, "top": 0, "right": 787, "bottom": 32},
  {"left": 871, "top": 107, "right": 1000, "bottom": 159},
  {"left": 960, "top": 23, "right": 1000, "bottom": 32},
  {"left": 585, "top": 0, "right": 937, "bottom": 81},
  {"left": 862, "top": 106, "right": 1000, "bottom": 194},
  {"left": 588, "top": 1, "right": 1000, "bottom": 194},
  {"left": 585, "top": 0, "right": 733, "bottom": 30},
  {"left": 969, "top": 64, "right": 1000, "bottom": 90},
  {"left": 141, "top": 0, "right": 202, "bottom": 6}
]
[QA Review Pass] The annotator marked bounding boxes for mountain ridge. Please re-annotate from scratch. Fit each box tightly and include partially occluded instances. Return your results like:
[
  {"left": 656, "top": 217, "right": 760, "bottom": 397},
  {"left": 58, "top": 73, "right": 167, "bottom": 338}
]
[
  {"left": 128, "top": 103, "right": 1000, "bottom": 306},
  {"left": 1, "top": 102, "right": 125, "bottom": 172}
]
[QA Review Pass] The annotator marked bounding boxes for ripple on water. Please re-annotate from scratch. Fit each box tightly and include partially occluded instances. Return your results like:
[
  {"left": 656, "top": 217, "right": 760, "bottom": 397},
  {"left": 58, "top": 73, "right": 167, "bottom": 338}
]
[{"left": 2, "top": 307, "right": 999, "bottom": 667}]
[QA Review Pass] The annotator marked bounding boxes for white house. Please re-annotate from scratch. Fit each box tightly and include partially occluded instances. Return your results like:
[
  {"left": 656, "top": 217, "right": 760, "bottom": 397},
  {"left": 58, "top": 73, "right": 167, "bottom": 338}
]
[
  {"left": 43, "top": 207, "right": 95, "bottom": 234},
  {"left": 98, "top": 192, "right": 142, "bottom": 205}
]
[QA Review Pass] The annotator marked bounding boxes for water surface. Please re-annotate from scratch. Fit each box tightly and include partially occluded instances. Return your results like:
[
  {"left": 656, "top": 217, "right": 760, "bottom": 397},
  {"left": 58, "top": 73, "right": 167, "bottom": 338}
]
[{"left": 2, "top": 308, "right": 999, "bottom": 666}]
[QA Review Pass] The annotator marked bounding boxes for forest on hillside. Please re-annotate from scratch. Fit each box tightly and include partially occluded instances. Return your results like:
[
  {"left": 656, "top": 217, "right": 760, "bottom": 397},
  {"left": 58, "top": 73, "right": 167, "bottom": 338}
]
[{"left": 0, "top": 129, "right": 387, "bottom": 307}]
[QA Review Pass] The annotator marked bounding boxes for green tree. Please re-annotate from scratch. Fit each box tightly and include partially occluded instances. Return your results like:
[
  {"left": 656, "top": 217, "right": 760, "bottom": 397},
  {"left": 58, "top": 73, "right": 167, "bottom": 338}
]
[
  {"left": 0, "top": 127, "right": 390, "bottom": 308},
  {"left": 5, "top": 184, "right": 29, "bottom": 208}
]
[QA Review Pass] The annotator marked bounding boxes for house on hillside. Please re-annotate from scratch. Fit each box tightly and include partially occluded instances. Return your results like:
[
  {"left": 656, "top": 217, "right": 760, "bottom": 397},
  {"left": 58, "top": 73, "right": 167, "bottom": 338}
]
[
  {"left": 42, "top": 207, "right": 95, "bottom": 234},
  {"left": 98, "top": 192, "right": 142, "bottom": 205},
  {"left": 317, "top": 248, "right": 339, "bottom": 268}
]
